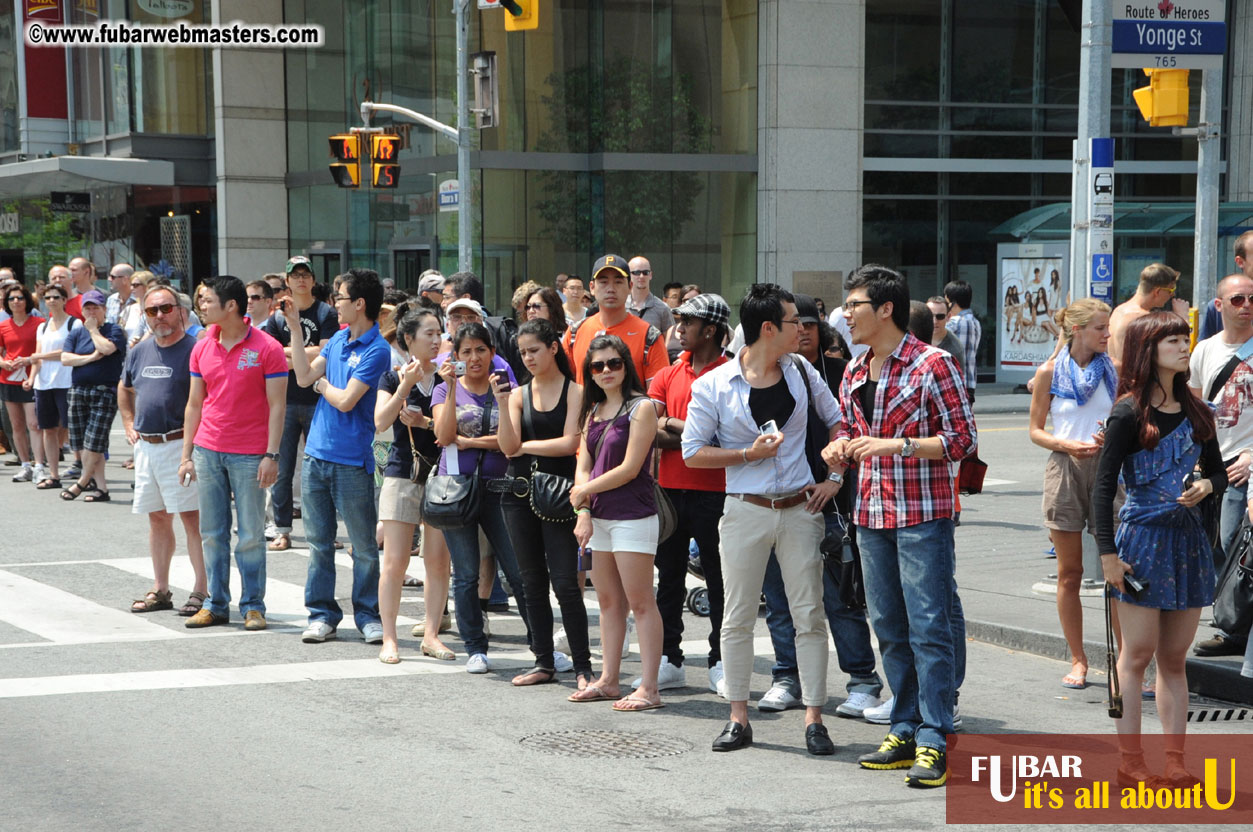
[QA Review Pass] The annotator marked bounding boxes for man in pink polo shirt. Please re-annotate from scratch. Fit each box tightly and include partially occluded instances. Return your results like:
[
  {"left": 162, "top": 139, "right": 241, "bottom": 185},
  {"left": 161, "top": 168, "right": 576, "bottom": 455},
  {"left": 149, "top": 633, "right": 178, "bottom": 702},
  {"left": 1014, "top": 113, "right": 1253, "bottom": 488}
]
[{"left": 179, "top": 275, "right": 287, "bottom": 630}]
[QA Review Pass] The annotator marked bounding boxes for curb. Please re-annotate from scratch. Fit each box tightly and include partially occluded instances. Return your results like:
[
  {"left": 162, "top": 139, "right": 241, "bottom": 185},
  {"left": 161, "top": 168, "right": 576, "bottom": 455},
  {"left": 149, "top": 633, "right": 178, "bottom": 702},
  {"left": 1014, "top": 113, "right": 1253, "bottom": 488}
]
[{"left": 965, "top": 618, "right": 1253, "bottom": 706}]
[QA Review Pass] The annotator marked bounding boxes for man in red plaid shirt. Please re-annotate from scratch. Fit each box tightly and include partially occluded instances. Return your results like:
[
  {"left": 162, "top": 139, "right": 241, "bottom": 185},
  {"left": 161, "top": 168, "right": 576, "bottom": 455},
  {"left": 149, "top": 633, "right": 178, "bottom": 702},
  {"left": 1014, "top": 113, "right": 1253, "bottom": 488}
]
[{"left": 822, "top": 264, "right": 975, "bottom": 789}]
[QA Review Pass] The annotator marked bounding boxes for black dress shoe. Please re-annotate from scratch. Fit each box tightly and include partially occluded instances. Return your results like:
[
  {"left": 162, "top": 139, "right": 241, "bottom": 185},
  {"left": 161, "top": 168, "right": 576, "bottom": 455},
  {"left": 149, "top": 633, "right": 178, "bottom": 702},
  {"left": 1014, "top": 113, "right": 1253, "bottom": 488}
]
[
  {"left": 805, "top": 723, "right": 835, "bottom": 756},
  {"left": 711, "top": 720, "right": 752, "bottom": 752}
]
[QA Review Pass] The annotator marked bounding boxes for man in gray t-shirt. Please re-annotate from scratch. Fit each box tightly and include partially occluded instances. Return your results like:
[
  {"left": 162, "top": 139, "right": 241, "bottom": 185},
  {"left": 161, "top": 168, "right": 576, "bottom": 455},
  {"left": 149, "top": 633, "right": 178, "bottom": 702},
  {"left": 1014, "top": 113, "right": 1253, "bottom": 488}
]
[{"left": 117, "top": 286, "right": 207, "bottom": 617}]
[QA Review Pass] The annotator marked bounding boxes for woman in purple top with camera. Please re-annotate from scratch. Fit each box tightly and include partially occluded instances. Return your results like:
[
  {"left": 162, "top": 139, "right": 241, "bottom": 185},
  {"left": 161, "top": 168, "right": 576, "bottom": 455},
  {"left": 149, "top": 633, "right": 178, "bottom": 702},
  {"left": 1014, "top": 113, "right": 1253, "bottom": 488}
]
[{"left": 567, "top": 334, "right": 664, "bottom": 711}]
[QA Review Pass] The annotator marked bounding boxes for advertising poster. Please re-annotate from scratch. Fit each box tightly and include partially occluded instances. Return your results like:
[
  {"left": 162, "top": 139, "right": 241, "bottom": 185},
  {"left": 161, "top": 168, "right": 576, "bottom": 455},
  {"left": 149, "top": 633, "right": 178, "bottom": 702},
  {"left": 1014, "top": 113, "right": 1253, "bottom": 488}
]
[{"left": 999, "top": 255, "right": 1065, "bottom": 371}]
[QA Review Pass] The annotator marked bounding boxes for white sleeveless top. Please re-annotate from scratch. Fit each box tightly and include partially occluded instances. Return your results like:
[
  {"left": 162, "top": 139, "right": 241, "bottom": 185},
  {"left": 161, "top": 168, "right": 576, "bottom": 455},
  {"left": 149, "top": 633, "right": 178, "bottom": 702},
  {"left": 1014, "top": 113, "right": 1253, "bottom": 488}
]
[
  {"left": 35, "top": 316, "right": 75, "bottom": 391},
  {"left": 1049, "top": 382, "right": 1114, "bottom": 442}
]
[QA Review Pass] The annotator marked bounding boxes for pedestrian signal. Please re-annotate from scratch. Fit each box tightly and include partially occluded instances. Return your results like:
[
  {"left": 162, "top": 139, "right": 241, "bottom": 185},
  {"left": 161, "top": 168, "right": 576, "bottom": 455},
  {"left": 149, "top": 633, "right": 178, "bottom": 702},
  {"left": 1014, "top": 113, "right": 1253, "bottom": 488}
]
[
  {"left": 371, "top": 134, "right": 401, "bottom": 189},
  {"left": 328, "top": 134, "right": 361, "bottom": 188}
]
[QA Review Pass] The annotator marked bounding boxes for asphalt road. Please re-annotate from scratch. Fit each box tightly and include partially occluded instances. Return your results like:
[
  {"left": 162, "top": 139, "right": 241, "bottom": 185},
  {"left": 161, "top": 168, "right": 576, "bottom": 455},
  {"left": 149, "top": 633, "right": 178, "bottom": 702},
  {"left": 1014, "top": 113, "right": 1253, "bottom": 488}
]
[{"left": 0, "top": 415, "right": 1243, "bottom": 832}]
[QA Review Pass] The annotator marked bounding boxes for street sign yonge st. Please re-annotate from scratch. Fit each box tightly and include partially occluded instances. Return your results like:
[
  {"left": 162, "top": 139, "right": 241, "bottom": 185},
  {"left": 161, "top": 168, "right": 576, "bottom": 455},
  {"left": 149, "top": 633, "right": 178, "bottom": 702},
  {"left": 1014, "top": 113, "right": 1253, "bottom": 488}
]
[{"left": 1111, "top": 1, "right": 1226, "bottom": 70}]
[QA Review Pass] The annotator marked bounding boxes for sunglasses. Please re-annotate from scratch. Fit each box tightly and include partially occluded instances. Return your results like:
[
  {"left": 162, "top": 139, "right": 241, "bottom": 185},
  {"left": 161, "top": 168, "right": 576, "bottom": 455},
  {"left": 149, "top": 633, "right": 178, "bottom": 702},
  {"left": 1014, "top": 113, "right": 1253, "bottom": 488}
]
[
  {"left": 248, "top": 294, "right": 267, "bottom": 302},
  {"left": 933, "top": 313, "right": 947, "bottom": 321},
  {"left": 1226, "top": 294, "right": 1251, "bottom": 307},
  {"left": 45, "top": 294, "right": 65, "bottom": 301},
  {"left": 525, "top": 303, "right": 545, "bottom": 311},
  {"left": 589, "top": 357, "right": 624, "bottom": 374},
  {"left": 144, "top": 303, "right": 176, "bottom": 317},
  {"left": 630, "top": 269, "right": 651, "bottom": 276}
]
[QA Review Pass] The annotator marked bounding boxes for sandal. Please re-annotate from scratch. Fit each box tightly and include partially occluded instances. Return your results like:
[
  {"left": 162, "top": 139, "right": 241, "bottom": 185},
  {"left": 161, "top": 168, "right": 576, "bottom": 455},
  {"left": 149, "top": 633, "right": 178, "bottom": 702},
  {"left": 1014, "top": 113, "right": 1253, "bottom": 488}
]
[
  {"left": 1061, "top": 668, "right": 1088, "bottom": 689},
  {"left": 83, "top": 490, "right": 111, "bottom": 503},
  {"left": 122, "top": 459, "right": 135, "bottom": 470},
  {"left": 36, "top": 478, "right": 62, "bottom": 490},
  {"left": 268, "top": 533, "right": 291, "bottom": 551},
  {"left": 403, "top": 574, "right": 423, "bottom": 588},
  {"left": 379, "top": 649, "right": 402, "bottom": 665},
  {"left": 131, "top": 589, "right": 174, "bottom": 613},
  {"left": 612, "top": 693, "right": 665, "bottom": 712},
  {"left": 568, "top": 683, "right": 618, "bottom": 703},
  {"left": 511, "top": 666, "right": 557, "bottom": 687},
  {"left": 177, "top": 591, "right": 206, "bottom": 617},
  {"left": 60, "top": 482, "right": 86, "bottom": 501}
]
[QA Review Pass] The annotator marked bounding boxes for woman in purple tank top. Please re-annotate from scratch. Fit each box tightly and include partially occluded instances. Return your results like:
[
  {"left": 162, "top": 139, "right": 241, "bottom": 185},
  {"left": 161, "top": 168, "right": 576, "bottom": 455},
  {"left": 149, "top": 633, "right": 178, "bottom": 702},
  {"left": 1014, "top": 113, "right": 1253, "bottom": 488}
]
[{"left": 567, "top": 335, "right": 664, "bottom": 711}]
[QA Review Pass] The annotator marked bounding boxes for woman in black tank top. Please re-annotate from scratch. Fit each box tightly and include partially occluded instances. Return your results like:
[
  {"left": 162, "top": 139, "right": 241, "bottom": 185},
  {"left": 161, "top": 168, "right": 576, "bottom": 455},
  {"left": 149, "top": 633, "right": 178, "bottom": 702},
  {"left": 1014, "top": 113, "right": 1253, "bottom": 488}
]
[{"left": 497, "top": 319, "right": 591, "bottom": 686}]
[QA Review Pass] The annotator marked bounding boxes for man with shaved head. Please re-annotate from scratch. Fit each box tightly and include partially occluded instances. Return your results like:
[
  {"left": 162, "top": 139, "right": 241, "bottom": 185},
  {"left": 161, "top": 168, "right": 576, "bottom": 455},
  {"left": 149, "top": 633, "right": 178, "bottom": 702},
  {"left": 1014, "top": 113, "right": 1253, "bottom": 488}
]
[
  {"left": 1190, "top": 270, "right": 1253, "bottom": 658},
  {"left": 65, "top": 258, "right": 96, "bottom": 319},
  {"left": 625, "top": 255, "right": 672, "bottom": 333}
]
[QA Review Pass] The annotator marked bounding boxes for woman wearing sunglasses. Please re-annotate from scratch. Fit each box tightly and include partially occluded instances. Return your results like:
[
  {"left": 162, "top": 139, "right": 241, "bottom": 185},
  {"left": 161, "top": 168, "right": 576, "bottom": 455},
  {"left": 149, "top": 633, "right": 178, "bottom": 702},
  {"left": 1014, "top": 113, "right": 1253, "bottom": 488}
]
[
  {"left": 1028, "top": 298, "right": 1114, "bottom": 690},
  {"left": 432, "top": 322, "right": 532, "bottom": 674},
  {"left": 0, "top": 284, "right": 48, "bottom": 484},
  {"left": 567, "top": 335, "right": 664, "bottom": 711},
  {"left": 374, "top": 308, "right": 445, "bottom": 664},
  {"left": 497, "top": 319, "right": 588, "bottom": 688},
  {"left": 524, "top": 288, "right": 568, "bottom": 335},
  {"left": 27, "top": 285, "right": 77, "bottom": 488}
]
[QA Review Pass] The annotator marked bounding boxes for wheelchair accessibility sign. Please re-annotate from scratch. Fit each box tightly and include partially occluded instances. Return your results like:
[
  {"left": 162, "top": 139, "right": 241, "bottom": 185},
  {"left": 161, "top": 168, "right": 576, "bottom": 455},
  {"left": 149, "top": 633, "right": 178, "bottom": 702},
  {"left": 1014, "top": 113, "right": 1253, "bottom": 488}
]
[{"left": 1090, "top": 253, "right": 1113, "bottom": 301}]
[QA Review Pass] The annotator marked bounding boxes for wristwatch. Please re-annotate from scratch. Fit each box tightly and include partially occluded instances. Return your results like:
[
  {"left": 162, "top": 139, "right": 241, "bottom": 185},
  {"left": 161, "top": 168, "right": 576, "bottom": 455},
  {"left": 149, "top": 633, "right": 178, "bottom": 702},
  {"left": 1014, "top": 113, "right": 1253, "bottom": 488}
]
[
  {"left": 827, "top": 470, "right": 843, "bottom": 484},
  {"left": 900, "top": 437, "right": 917, "bottom": 458},
  {"left": 263, "top": 452, "right": 279, "bottom": 461}
]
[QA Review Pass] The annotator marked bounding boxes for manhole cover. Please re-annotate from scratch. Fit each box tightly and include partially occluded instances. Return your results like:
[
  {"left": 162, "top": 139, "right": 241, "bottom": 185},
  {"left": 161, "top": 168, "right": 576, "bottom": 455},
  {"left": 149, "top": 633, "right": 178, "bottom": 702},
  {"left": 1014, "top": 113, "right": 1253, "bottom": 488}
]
[{"left": 519, "top": 730, "right": 692, "bottom": 759}]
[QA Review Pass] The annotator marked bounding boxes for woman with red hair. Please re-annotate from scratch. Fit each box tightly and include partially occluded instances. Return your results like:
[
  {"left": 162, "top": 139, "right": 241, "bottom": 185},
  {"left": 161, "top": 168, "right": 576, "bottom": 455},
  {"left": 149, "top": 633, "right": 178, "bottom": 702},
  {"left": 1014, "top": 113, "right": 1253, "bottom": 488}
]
[{"left": 1093, "top": 311, "right": 1222, "bottom": 788}]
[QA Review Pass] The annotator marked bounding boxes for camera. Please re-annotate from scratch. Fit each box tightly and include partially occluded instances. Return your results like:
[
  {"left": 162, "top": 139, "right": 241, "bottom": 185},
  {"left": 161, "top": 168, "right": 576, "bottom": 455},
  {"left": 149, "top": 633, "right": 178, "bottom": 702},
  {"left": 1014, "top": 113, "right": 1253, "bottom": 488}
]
[{"left": 453, "top": 361, "right": 466, "bottom": 376}]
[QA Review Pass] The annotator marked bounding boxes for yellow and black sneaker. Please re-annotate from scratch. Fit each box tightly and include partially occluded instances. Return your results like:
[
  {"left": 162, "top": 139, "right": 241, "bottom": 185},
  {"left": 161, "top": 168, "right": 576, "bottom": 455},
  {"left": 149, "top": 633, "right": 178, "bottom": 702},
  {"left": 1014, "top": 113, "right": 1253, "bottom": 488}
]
[
  {"left": 858, "top": 733, "right": 916, "bottom": 770},
  {"left": 905, "top": 746, "right": 948, "bottom": 788}
]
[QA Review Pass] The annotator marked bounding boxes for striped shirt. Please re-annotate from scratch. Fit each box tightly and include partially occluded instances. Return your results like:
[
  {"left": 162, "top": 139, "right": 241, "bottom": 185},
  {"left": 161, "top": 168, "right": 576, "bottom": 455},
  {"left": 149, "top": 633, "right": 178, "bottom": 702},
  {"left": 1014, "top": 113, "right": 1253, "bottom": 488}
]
[
  {"left": 835, "top": 332, "right": 976, "bottom": 529},
  {"left": 945, "top": 308, "right": 981, "bottom": 390}
]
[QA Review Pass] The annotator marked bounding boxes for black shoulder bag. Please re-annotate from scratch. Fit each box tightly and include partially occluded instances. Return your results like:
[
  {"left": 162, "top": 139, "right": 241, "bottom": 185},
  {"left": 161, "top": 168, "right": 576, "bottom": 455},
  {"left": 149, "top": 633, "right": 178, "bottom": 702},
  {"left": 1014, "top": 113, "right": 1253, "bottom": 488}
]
[
  {"left": 421, "top": 393, "right": 493, "bottom": 530},
  {"left": 522, "top": 378, "right": 576, "bottom": 523}
]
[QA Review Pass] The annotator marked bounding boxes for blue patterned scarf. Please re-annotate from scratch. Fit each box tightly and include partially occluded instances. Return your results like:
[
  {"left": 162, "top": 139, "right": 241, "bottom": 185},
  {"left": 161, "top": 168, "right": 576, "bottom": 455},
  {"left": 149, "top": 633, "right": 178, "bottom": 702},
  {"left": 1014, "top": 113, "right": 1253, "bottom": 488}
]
[{"left": 1051, "top": 346, "right": 1117, "bottom": 406}]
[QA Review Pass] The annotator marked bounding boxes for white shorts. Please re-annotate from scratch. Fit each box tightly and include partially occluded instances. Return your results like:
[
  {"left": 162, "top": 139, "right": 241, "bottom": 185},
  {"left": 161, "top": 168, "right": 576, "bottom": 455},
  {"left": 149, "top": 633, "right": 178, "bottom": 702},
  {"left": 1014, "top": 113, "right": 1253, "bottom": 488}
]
[
  {"left": 588, "top": 515, "right": 658, "bottom": 555},
  {"left": 133, "top": 438, "right": 200, "bottom": 515}
]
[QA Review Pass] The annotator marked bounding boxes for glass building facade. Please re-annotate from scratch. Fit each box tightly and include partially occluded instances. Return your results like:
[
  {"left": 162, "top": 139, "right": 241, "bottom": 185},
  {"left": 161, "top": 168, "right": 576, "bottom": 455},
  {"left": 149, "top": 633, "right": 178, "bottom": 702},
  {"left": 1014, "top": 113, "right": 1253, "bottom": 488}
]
[{"left": 285, "top": 0, "right": 758, "bottom": 312}]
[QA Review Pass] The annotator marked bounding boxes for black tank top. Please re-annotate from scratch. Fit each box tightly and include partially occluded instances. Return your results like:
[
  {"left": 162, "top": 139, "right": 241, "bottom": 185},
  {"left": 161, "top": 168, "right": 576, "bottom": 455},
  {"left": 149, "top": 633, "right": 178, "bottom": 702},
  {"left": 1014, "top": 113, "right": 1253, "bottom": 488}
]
[{"left": 507, "top": 376, "right": 576, "bottom": 479}]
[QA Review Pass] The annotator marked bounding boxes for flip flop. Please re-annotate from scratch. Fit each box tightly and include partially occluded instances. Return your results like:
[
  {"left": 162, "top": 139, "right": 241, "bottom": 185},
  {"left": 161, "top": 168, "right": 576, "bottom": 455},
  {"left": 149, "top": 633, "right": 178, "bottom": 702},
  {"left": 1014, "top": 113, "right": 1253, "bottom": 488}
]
[
  {"left": 403, "top": 575, "right": 424, "bottom": 588},
  {"left": 612, "top": 694, "right": 665, "bottom": 712},
  {"left": 1061, "top": 671, "right": 1087, "bottom": 689},
  {"left": 568, "top": 684, "right": 617, "bottom": 703},
  {"left": 512, "top": 667, "right": 557, "bottom": 687}
]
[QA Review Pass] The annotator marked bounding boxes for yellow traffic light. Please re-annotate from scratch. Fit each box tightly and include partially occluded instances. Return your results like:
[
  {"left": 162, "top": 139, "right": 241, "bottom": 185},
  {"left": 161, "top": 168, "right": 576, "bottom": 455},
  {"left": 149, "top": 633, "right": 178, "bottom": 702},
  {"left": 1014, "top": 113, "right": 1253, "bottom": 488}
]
[
  {"left": 503, "top": 0, "right": 538, "bottom": 31},
  {"left": 1132, "top": 68, "right": 1190, "bottom": 128},
  {"left": 371, "top": 134, "right": 401, "bottom": 189},
  {"left": 328, "top": 134, "right": 361, "bottom": 188}
]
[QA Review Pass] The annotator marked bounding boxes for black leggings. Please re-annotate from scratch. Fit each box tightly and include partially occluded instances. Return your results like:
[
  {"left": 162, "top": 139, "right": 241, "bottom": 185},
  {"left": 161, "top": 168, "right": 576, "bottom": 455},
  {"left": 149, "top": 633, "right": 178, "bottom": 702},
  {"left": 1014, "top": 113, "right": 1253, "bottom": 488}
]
[{"left": 502, "top": 497, "right": 591, "bottom": 673}]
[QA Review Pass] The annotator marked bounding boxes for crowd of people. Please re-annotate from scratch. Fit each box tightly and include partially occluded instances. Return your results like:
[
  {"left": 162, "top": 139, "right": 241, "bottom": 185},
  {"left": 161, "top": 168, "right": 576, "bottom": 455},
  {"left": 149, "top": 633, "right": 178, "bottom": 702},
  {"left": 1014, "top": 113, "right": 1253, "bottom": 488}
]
[{"left": 3, "top": 237, "right": 1243, "bottom": 791}]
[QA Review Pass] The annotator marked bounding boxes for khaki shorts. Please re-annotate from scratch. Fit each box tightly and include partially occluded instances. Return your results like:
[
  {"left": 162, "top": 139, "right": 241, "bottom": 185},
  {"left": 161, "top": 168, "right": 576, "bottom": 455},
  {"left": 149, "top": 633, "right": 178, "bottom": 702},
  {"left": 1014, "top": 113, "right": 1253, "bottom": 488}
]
[
  {"left": 1041, "top": 451, "right": 1098, "bottom": 533},
  {"left": 379, "top": 476, "right": 424, "bottom": 525}
]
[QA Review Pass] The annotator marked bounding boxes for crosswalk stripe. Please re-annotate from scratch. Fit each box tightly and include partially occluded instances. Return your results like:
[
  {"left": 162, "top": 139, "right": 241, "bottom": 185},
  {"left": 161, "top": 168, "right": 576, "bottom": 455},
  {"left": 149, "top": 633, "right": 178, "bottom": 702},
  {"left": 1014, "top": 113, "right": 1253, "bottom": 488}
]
[{"left": 0, "top": 568, "right": 186, "bottom": 645}]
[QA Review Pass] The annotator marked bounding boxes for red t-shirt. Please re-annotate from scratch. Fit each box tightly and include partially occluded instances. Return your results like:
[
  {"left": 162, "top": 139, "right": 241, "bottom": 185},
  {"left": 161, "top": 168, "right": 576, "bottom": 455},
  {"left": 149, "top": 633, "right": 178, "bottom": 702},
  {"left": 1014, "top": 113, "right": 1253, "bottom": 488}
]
[
  {"left": 563, "top": 310, "right": 669, "bottom": 385},
  {"left": 0, "top": 315, "right": 44, "bottom": 386},
  {"left": 65, "top": 295, "right": 84, "bottom": 320},
  {"left": 648, "top": 351, "right": 728, "bottom": 492},
  {"left": 189, "top": 324, "right": 288, "bottom": 454}
]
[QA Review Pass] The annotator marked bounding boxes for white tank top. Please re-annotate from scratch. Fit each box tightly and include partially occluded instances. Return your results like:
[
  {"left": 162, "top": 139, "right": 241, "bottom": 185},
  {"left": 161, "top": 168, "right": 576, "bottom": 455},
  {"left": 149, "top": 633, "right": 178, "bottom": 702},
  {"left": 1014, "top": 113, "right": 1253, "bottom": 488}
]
[
  {"left": 1050, "top": 382, "right": 1114, "bottom": 442},
  {"left": 35, "top": 316, "right": 75, "bottom": 391}
]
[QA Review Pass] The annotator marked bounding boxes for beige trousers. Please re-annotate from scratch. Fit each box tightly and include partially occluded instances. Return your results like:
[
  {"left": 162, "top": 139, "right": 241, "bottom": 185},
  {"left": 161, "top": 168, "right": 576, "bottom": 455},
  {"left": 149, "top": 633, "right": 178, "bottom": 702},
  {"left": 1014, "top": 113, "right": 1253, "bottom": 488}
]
[{"left": 718, "top": 497, "right": 828, "bottom": 705}]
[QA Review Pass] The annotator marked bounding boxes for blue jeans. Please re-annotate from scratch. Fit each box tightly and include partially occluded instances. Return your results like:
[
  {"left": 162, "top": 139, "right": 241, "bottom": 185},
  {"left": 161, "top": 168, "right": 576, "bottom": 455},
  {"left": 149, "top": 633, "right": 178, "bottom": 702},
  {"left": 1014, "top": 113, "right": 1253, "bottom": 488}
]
[
  {"left": 857, "top": 518, "right": 957, "bottom": 751},
  {"left": 442, "top": 490, "right": 531, "bottom": 656},
  {"left": 271, "top": 403, "right": 316, "bottom": 534},
  {"left": 764, "top": 514, "right": 883, "bottom": 696},
  {"left": 195, "top": 446, "right": 268, "bottom": 619},
  {"left": 302, "top": 455, "right": 381, "bottom": 631}
]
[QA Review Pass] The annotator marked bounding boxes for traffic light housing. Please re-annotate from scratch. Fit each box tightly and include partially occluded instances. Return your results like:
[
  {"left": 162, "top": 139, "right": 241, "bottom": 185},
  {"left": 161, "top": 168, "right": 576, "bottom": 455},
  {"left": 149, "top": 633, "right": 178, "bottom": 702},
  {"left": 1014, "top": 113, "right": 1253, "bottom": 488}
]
[
  {"left": 503, "top": 0, "right": 538, "bottom": 31},
  {"left": 1132, "top": 69, "right": 1190, "bottom": 128},
  {"left": 328, "top": 134, "right": 361, "bottom": 188},
  {"left": 370, "top": 134, "right": 401, "bottom": 189}
]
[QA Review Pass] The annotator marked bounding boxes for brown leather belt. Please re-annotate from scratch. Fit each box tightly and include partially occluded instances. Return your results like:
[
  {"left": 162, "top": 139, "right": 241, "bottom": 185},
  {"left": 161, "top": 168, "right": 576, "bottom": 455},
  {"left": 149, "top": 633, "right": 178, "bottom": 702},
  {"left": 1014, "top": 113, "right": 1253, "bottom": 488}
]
[
  {"left": 729, "top": 492, "right": 807, "bottom": 510},
  {"left": 138, "top": 430, "right": 184, "bottom": 444}
]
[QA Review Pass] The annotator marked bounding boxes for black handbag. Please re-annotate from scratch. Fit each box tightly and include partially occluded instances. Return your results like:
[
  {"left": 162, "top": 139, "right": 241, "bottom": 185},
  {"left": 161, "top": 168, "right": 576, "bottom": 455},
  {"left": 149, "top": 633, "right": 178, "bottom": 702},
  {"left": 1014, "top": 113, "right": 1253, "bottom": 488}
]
[
  {"left": 420, "top": 394, "right": 493, "bottom": 530},
  {"left": 591, "top": 397, "right": 677, "bottom": 543},
  {"left": 521, "top": 379, "right": 576, "bottom": 523},
  {"left": 1213, "top": 515, "right": 1253, "bottom": 637},
  {"left": 821, "top": 512, "right": 866, "bottom": 610}
]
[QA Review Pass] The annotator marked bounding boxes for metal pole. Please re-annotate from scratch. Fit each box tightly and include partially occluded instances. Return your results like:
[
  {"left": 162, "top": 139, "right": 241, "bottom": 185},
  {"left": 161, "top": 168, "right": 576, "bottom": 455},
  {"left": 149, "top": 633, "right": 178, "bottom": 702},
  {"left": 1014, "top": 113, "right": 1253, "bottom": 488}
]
[
  {"left": 1193, "top": 67, "right": 1223, "bottom": 311},
  {"left": 455, "top": 0, "right": 472, "bottom": 273},
  {"left": 1071, "top": 0, "right": 1111, "bottom": 303}
]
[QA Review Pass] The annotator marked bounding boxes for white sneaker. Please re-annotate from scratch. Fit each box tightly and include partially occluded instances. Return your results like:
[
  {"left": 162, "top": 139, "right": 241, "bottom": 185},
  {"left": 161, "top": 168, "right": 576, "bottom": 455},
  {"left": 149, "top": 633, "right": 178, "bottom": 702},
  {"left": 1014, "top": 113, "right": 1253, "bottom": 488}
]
[
  {"left": 361, "top": 622, "right": 384, "bottom": 644},
  {"left": 553, "top": 650, "right": 574, "bottom": 672},
  {"left": 32, "top": 463, "right": 48, "bottom": 483},
  {"left": 301, "top": 621, "right": 337, "bottom": 643},
  {"left": 553, "top": 627, "right": 569, "bottom": 653},
  {"left": 863, "top": 695, "right": 894, "bottom": 724},
  {"left": 708, "top": 661, "right": 727, "bottom": 698},
  {"left": 836, "top": 691, "right": 883, "bottom": 719},
  {"left": 757, "top": 682, "right": 802, "bottom": 712},
  {"left": 631, "top": 656, "right": 686, "bottom": 690},
  {"left": 466, "top": 652, "right": 490, "bottom": 674},
  {"left": 12, "top": 464, "right": 32, "bottom": 482}
]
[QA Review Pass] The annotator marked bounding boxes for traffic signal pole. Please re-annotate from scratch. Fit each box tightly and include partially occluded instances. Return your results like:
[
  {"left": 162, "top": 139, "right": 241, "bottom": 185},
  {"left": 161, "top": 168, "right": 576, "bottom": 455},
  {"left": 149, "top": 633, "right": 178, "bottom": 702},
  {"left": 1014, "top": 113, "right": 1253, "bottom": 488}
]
[
  {"left": 1070, "top": 0, "right": 1111, "bottom": 304},
  {"left": 1192, "top": 68, "right": 1222, "bottom": 311},
  {"left": 358, "top": 0, "right": 474, "bottom": 273}
]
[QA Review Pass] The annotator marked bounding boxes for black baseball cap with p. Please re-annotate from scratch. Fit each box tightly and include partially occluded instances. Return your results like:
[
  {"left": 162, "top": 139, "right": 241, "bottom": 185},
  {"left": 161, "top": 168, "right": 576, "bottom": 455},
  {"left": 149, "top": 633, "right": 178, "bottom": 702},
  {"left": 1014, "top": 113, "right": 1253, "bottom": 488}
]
[
  {"left": 286, "top": 256, "right": 314, "bottom": 277},
  {"left": 592, "top": 254, "right": 629, "bottom": 281}
]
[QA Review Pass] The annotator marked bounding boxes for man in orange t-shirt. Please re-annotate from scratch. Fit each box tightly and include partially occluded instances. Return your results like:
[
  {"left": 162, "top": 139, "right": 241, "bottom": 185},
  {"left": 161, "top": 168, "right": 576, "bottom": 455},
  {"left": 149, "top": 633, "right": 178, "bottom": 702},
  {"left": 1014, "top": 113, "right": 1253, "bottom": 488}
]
[{"left": 563, "top": 253, "right": 669, "bottom": 384}]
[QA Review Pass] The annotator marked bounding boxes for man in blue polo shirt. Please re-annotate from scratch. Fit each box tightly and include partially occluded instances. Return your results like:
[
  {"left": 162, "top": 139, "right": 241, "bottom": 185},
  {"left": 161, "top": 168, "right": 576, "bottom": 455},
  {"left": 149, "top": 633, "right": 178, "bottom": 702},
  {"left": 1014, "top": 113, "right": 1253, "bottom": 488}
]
[{"left": 282, "top": 267, "right": 392, "bottom": 645}]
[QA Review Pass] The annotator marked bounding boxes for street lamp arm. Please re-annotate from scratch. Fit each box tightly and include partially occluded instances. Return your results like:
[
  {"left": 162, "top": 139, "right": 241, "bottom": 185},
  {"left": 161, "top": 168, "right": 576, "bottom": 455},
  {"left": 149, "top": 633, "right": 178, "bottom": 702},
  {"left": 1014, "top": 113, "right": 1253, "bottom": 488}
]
[{"left": 360, "top": 101, "right": 458, "bottom": 142}]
